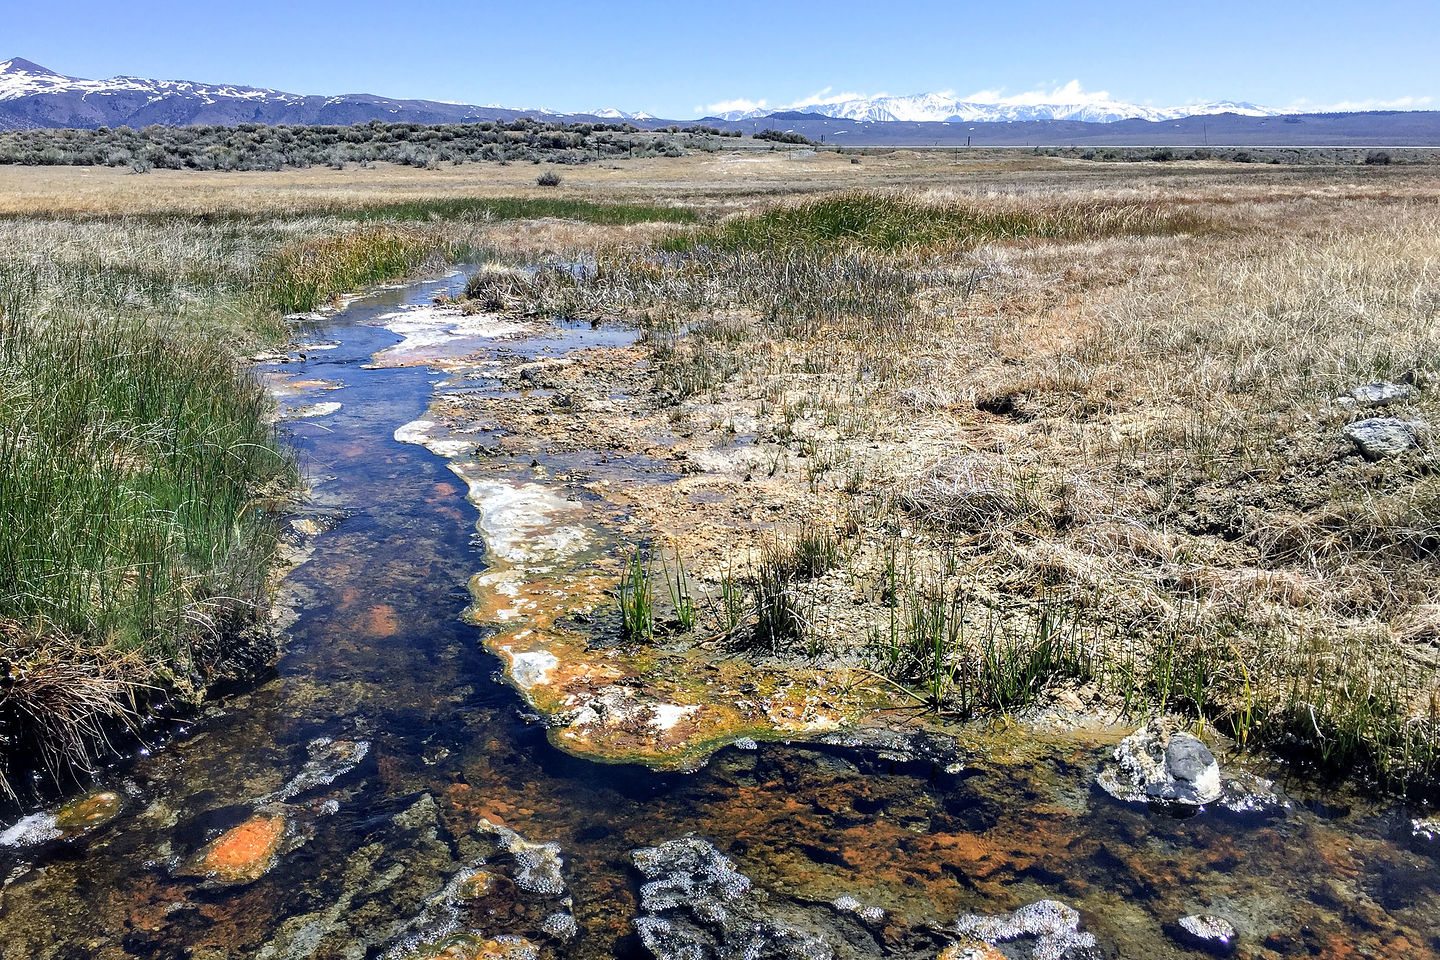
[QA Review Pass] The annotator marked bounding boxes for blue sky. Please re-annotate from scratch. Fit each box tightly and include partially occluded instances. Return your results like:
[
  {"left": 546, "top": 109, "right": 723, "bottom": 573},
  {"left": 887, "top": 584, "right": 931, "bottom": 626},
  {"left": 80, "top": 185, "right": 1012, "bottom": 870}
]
[{"left": 7, "top": 0, "right": 1438, "bottom": 117}]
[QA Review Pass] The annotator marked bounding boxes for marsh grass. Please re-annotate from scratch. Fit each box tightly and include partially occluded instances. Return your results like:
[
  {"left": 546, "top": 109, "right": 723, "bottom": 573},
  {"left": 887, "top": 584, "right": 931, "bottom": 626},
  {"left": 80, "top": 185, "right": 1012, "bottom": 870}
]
[
  {"left": 262, "top": 225, "right": 464, "bottom": 312},
  {"left": 0, "top": 310, "right": 293, "bottom": 795},
  {"left": 335, "top": 196, "right": 697, "bottom": 227},
  {"left": 552, "top": 187, "right": 1440, "bottom": 797},
  {"left": 616, "top": 548, "right": 655, "bottom": 642},
  {"left": 661, "top": 191, "right": 1213, "bottom": 255}
]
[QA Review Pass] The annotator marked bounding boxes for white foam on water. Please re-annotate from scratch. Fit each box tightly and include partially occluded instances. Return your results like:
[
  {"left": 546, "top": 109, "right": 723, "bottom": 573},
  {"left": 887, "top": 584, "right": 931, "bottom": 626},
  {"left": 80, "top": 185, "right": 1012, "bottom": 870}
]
[
  {"left": 369, "top": 304, "right": 529, "bottom": 364},
  {"left": 0, "top": 813, "right": 59, "bottom": 848}
]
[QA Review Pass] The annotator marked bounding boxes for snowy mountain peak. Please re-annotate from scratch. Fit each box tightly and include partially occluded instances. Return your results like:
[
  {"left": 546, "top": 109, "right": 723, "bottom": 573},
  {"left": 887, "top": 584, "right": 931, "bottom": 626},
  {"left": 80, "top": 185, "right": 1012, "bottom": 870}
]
[
  {"left": 0, "top": 58, "right": 63, "bottom": 78},
  {"left": 591, "top": 107, "right": 655, "bottom": 121},
  {"left": 710, "top": 90, "right": 1284, "bottom": 124}
]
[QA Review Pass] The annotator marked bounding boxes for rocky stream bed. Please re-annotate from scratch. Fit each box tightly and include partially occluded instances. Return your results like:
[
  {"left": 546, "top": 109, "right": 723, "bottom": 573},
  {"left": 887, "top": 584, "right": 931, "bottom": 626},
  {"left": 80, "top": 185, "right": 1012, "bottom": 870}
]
[{"left": 1, "top": 273, "right": 1438, "bottom": 960}]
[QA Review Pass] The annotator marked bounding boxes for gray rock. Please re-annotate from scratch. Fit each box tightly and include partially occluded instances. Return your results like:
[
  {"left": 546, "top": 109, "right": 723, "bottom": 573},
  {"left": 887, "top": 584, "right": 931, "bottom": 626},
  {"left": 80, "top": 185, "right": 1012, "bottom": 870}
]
[
  {"left": 1412, "top": 817, "right": 1440, "bottom": 842},
  {"left": 474, "top": 817, "right": 567, "bottom": 896},
  {"left": 264, "top": 737, "right": 369, "bottom": 802},
  {"left": 1343, "top": 382, "right": 1416, "bottom": 407},
  {"left": 1173, "top": 915, "right": 1237, "bottom": 955},
  {"left": 1343, "top": 418, "right": 1427, "bottom": 459},
  {"left": 952, "top": 899, "right": 1103, "bottom": 960},
  {"left": 817, "top": 726, "right": 965, "bottom": 773},
  {"left": 631, "top": 836, "right": 833, "bottom": 960},
  {"left": 1098, "top": 724, "right": 1222, "bottom": 807}
]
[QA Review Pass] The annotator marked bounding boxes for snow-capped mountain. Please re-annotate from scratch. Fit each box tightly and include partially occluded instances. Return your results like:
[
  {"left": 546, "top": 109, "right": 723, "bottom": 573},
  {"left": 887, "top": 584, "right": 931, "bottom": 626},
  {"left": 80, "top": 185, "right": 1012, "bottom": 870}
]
[
  {"left": 0, "top": 57, "right": 312, "bottom": 108},
  {"left": 1, "top": 57, "right": 1424, "bottom": 142},
  {"left": 0, "top": 57, "right": 574, "bottom": 130},
  {"left": 711, "top": 91, "right": 1281, "bottom": 124},
  {"left": 591, "top": 108, "right": 655, "bottom": 121}
]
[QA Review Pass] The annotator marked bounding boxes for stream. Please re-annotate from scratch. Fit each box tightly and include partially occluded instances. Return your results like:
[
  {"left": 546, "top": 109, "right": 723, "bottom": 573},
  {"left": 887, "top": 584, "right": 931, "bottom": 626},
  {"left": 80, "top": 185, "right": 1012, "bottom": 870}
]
[{"left": 1, "top": 273, "right": 1438, "bottom": 960}]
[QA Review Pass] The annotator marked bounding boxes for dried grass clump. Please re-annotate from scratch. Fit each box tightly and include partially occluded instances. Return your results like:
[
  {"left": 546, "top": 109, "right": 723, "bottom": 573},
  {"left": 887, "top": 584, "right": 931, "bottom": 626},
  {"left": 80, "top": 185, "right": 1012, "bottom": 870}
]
[{"left": 0, "top": 627, "right": 155, "bottom": 799}]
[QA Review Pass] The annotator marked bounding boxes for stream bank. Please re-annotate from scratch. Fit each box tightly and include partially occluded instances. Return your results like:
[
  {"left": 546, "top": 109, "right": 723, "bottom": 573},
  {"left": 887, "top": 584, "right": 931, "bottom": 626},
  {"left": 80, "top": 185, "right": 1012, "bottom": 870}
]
[{"left": 0, "top": 273, "right": 1436, "bottom": 959}]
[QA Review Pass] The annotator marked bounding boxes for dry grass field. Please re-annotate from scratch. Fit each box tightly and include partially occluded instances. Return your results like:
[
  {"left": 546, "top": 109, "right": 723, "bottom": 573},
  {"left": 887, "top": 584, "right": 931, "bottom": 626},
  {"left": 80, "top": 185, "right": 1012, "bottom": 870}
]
[{"left": 3, "top": 150, "right": 1438, "bottom": 797}]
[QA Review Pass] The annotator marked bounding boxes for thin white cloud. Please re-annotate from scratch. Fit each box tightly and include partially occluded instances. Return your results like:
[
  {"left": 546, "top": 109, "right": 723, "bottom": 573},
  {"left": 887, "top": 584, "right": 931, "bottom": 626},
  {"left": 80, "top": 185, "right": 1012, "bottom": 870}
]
[
  {"left": 781, "top": 87, "right": 879, "bottom": 109},
  {"left": 1286, "top": 95, "right": 1433, "bottom": 112},
  {"left": 700, "top": 96, "right": 769, "bottom": 115},
  {"left": 961, "top": 80, "right": 1114, "bottom": 107}
]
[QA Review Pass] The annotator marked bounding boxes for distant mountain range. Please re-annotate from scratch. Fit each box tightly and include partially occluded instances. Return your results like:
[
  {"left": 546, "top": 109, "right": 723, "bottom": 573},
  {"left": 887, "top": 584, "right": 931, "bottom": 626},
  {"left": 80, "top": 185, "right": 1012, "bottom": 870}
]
[
  {"left": 710, "top": 92, "right": 1281, "bottom": 124},
  {"left": 3, "top": 58, "right": 1439, "bottom": 147}
]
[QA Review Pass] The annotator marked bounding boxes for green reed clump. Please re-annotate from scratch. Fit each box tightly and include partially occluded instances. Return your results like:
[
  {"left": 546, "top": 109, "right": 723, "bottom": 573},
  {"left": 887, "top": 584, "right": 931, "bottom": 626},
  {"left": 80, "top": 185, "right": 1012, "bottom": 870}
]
[
  {"left": 661, "top": 191, "right": 1211, "bottom": 255},
  {"left": 338, "top": 197, "right": 697, "bottom": 227},
  {"left": 261, "top": 225, "right": 464, "bottom": 313},
  {"left": 617, "top": 548, "right": 655, "bottom": 642},
  {"left": 662, "top": 553, "right": 698, "bottom": 632},
  {"left": 750, "top": 551, "right": 811, "bottom": 653},
  {"left": 0, "top": 311, "right": 293, "bottom": 794},
  {"left": 741, "top": 525, "right": 842, "bottom": 654},
  {"left": 872, "top": 571, "right": 1094, "bottom": 714}
]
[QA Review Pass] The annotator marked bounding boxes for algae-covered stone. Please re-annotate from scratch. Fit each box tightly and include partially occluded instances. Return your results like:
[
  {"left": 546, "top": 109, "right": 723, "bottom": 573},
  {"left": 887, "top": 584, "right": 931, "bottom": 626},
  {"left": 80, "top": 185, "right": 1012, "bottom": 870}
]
[
  {"left": 457, "top": 869, "right": 496, "bottom": 899},
  {"left": 265, "top": 736, "right": 370, "bottom": 801},
  {"left": 399, "top": 933, "right": 539, "bottom": 960},
  {"left": 182, "top": 811, "right": 288, "bottom": 886},
  {"left": 473, "top": 817, "right": 567, "bottom": 896},
  {"left": 938, "top": 943, "right": 1007, "bottom": 960},
  {"left": 53, "top": 789, "right": 123, "bottom": 836},
  {"left": 631, "top": 836, "right": 833, "bottom": 960}
]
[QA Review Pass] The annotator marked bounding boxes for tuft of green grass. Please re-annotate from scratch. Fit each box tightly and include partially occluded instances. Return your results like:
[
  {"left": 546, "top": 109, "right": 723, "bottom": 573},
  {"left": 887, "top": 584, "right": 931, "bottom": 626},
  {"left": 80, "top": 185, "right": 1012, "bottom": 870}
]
[
  {"left": 661, "top": 191, "right": 1211, "bottom": 255},
  {"left": 617, "top": 548, "right": 655, "bottom": 642},
  {"left": 335, "top": 196, "right": 697, "bottom": 227},
  {"left": 662, "top": 553, "right": 698, "bottom": 632},
  {"left": 261, "top": 225, "right": 465, "bottom": 313},
  {"left": 0, "top": 311, "right": 294, "bottom": 795}
]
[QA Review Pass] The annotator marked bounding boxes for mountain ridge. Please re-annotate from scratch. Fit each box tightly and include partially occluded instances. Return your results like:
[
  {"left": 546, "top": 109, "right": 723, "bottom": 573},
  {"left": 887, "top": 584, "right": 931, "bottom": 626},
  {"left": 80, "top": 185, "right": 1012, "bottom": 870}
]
[
  {"left": 0, "top": 57, "right": 1319, "bottom": 129},
  {"left": 710, "top": 91, "right": 1281, "bottom": 124},
  {"left": 3, "top": 58, "right": 1438, "bottom": 147}
]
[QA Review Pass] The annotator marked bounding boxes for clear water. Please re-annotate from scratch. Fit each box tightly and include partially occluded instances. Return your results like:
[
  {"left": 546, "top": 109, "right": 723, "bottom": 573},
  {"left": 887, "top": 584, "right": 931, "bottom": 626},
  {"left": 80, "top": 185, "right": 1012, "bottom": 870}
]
[{"left": 1, "top": 274, "right": 1437, "bottom": 960}]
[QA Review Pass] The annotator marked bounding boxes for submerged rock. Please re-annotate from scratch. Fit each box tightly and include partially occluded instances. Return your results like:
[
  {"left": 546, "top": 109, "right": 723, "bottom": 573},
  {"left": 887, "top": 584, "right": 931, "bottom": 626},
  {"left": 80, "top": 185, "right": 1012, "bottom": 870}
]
[
  {"left": 1171, "top": 915, "right": 1238, "bottom": 955},
  {"left": 956, "top": 903, "right": 1100, "bottom": 960},
  {"left": 951, "top": 900, "right": 1102, "bottom": 960},
  {"left": 817, "top": 726, "right": 965, "bottom": 773},
  {"left": 53, "top": 789, "right": 123, "bottom": 836},
  {"left": 181, "top": 811, "right": 288, "bottom": 886},
  {"left": 1343, "top": 417, "right": 1428, "bottom": 459},
  {"left": 395, "top": 933, "right": 539, "bottom": 960},
  {"left": 937, "top": 943, "right": 1007, "bottom": 960},
  {"left": 540, "top": 911, "right": 579, "bottom": 941},
  {"left": 1339, "top": 382, "right": 1416, "bottom": 408},
  {"left": 0, "top": 789, "right": 125, "bottom": 849},
  {"left": 1215, "top": 774, "right": 1287, "bottom": 816},
  {"left": 473, "top": 817, "right": 568, "bottom": 896},
  {"left": 830, "top": 894, "right": 886, "bottom": 926},
  {"left": 1098, "top": 724, "right": 1221, "bottom": 808},
  {"left": 631, "top": 836, "right": 833, "bottom": 960},
  {"left": 265, "top": 737, "right": 370, "bottom": 801}
]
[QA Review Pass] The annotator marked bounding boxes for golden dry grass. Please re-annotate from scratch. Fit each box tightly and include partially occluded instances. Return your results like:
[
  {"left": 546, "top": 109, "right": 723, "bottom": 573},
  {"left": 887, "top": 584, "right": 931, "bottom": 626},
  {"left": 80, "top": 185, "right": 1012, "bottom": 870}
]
[{"left": 7, "top": 152, "right": 1440, "bottom": 793}]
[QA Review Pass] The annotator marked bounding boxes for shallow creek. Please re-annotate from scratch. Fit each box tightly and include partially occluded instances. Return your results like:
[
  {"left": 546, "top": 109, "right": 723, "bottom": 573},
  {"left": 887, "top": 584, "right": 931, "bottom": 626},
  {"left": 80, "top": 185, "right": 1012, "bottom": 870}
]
[{"left": 2, "top": 274, "right": 1438, "bottom": 960}]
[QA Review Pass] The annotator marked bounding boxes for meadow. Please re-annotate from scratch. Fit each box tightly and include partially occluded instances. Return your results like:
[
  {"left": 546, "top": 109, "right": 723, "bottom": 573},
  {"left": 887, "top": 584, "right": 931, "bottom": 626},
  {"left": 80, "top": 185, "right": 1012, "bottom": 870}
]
[
  {"left": 2, "top": 146, "right": 1437, "bottom": 799},
  {"left": 0, "top": 169, "right": 693, "bottom": 795}
]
